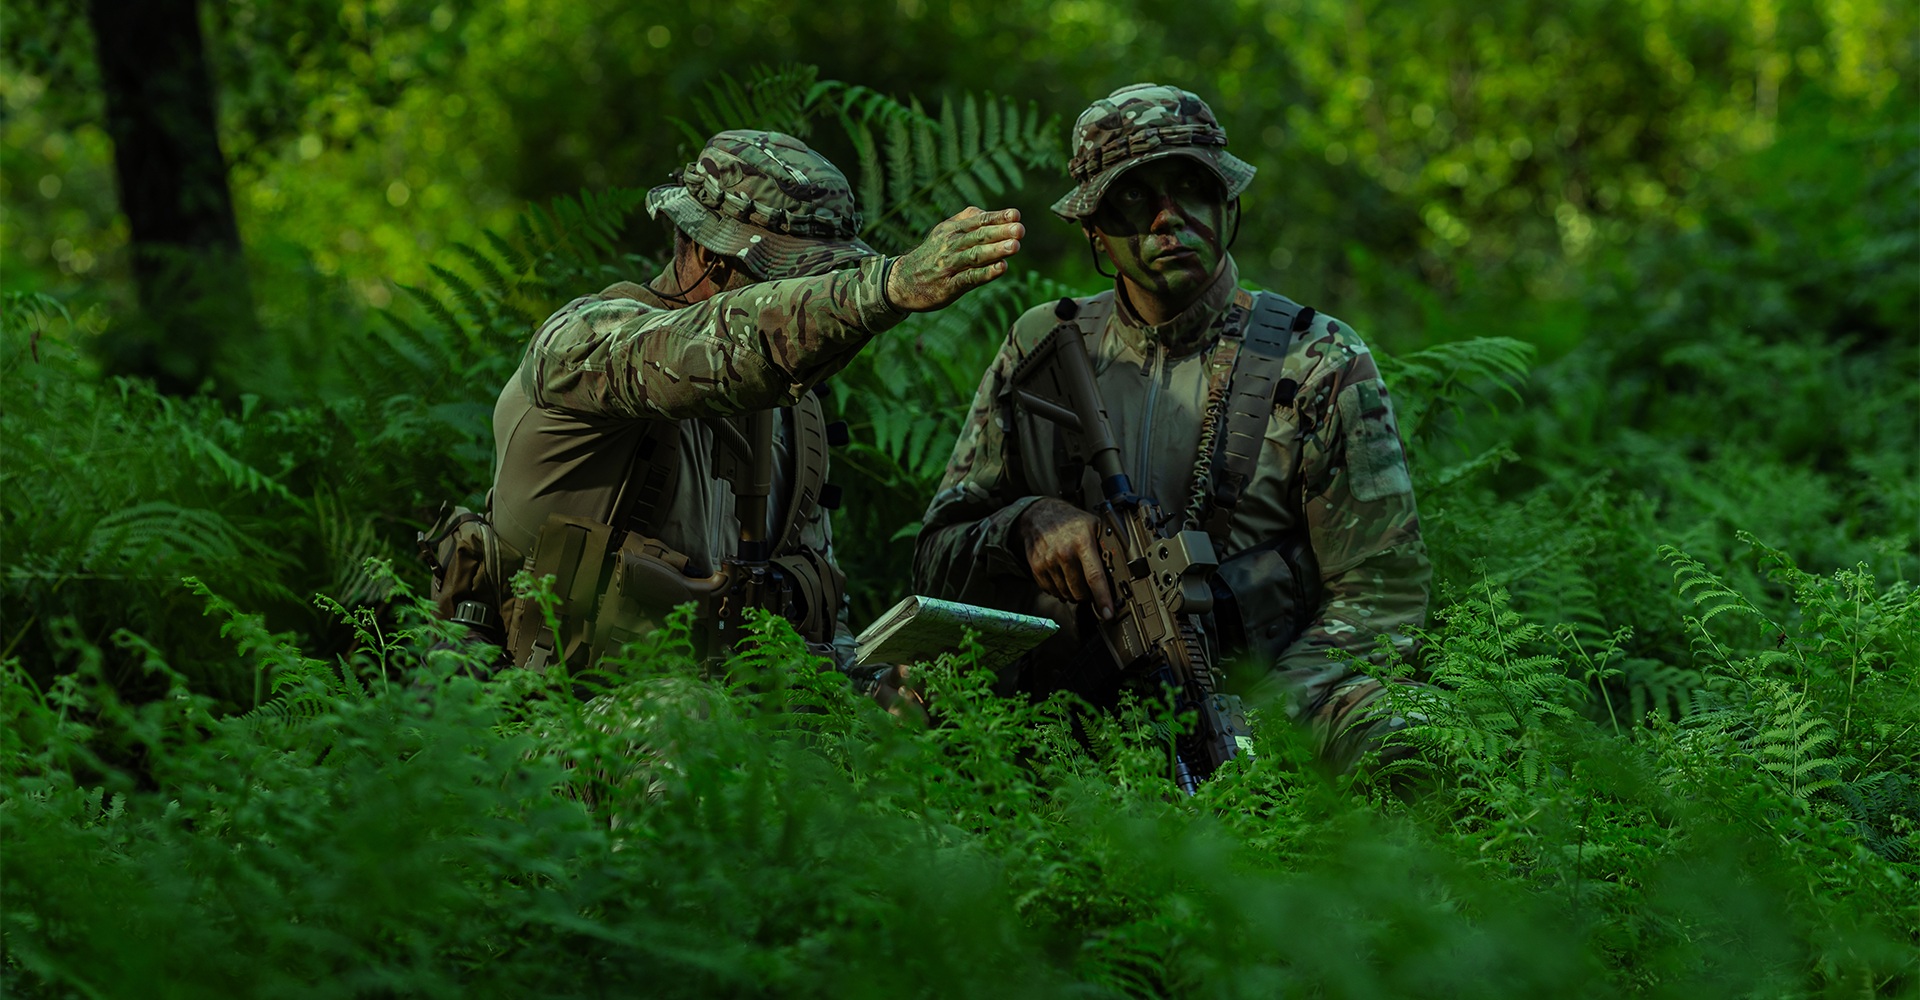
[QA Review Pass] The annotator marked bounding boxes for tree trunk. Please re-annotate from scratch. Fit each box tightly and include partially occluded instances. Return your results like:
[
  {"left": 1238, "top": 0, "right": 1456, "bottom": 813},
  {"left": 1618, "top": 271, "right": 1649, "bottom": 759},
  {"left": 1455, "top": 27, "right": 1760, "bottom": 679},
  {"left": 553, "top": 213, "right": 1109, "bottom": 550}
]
[{"left": 87, "top": 0, "right": 254, "bottom": 395}]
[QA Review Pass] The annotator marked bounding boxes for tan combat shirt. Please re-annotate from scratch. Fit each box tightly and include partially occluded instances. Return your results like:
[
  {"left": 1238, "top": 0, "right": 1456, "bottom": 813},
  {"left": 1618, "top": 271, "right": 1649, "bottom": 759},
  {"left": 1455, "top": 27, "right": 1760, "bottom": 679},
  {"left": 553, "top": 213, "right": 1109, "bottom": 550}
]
[{"left": 490, "top": 256, "right": 907, "bottom": 655}]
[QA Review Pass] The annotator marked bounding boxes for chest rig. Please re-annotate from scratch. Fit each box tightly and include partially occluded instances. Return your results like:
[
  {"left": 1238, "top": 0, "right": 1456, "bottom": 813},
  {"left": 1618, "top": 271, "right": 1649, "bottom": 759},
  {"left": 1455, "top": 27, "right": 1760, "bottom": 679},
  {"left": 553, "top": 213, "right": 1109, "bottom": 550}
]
[
  {"left": 506, "top": 393, "right": 844, "bottom": 670},
  {"left": 1021, "top": 288, "right": 1324, "bottom": 666}
]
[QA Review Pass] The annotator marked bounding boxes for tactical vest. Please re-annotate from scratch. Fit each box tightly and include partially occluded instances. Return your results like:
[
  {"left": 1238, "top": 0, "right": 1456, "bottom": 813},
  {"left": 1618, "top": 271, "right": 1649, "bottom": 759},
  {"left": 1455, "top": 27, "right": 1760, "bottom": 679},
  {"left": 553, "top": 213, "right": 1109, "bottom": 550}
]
[
  {"left": 422, "top": 393, "right": 843, "bottom": 669},
  {"left": 1031, "top": 290, "right": 1325, "bottom": 668}
]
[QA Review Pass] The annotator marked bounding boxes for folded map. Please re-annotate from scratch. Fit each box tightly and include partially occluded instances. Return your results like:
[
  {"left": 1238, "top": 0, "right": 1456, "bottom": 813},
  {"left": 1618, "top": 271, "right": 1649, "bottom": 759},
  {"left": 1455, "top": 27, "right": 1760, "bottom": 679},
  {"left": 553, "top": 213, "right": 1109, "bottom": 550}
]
[{"left": 853, "top": 595, "right": 1059, "bottom": 670}]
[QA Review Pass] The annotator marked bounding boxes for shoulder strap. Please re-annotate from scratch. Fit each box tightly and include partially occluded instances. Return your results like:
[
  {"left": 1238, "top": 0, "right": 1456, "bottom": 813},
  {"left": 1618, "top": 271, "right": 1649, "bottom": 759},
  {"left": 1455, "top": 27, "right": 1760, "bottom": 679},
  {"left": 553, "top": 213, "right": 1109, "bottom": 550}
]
[
  {"left": 616, "top": 420, "right": 685, "bottom": 538},
  {"left": 1201, "top": 291, "right": 1315, "bottom": 545},
  {"left": 1072, "top": 290, "right": 1116, "bottom": 346},
  {"left": 772, "top": 394, "right": 829, "bottom": 556}
]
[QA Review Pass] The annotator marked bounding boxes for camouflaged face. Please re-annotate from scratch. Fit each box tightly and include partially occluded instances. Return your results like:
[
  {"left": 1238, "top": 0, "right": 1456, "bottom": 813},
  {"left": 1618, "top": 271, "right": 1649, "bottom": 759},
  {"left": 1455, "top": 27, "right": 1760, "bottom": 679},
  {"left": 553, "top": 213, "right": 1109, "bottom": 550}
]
[
  {"left": 647, "top": 130, "right": 877, "bottom": 280},
  {"left": 1051, "top": 83, "right": 1258, "bottom": 221}
]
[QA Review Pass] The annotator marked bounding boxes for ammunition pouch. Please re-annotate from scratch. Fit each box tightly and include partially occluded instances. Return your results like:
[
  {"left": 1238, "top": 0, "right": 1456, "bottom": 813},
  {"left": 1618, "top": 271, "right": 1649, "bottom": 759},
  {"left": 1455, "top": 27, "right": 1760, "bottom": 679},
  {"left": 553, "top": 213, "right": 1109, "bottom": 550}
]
[
  {"left": 1208, "top": 533, "right": 1321, "bottom": 666},
  {"left": 506, "top": 513, "right": 844, "bottom": 670},
  {"left": 770, "top": 548, "right": 843, "bottom": 642}
]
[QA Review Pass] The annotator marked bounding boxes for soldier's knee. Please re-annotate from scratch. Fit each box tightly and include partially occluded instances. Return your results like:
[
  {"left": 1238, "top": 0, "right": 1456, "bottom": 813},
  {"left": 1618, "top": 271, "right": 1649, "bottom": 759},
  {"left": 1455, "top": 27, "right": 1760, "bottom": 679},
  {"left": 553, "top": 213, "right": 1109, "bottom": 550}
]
[{"left": 1310, "top": 676, "right": 1431, "bottom": 778}]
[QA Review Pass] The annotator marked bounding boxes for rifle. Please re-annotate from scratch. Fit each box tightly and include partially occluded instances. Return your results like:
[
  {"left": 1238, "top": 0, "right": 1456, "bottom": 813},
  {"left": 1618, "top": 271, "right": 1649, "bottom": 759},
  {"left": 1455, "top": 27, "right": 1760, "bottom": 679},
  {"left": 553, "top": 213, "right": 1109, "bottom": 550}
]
[{"left": 1010, "top": 298, "right": 1255, "bottom": 792}]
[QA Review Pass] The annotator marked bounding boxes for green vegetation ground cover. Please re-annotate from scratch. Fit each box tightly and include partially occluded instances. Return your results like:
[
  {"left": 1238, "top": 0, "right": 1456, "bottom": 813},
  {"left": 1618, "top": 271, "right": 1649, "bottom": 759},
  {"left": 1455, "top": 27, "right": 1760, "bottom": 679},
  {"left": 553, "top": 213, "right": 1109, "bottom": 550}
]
[{"left": 3, "top": 2, "right": 1917, "bottom": 995}]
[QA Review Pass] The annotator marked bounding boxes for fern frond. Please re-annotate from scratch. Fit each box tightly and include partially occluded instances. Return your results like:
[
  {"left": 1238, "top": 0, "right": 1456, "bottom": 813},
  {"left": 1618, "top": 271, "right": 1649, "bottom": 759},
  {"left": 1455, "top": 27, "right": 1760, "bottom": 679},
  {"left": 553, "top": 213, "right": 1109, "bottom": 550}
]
[
  {"left": 1665, "top": 545, "right": 1774, "bottom": 623},
  {"left": 175, "top": 425, "right": 299, "bottom": 504},
  {"left": 452, "top": 241, "right": 512, "bottom": 296},
  {"left": 1377, "top": 336, "right": 1536, "bottom": 441},
  {"left": 483, "top": 230, "right": 532, "bottom": 275},
  {"left": 399, "top": 283, "right": 462, "bottom": 335},
  {"left": 1, "top": 291, "right": 72, "bottom": 341},
  {"left": 1748, "top": 681, "right": 1846, "bottom": 799}
]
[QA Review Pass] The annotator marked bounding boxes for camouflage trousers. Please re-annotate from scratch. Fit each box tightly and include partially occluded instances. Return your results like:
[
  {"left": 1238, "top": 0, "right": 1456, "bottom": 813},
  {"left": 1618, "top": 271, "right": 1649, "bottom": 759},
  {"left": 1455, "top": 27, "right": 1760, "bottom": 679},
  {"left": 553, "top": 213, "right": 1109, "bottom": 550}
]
[{"left": 1293, "top": 673, "right": 1431, "bottom": 776}]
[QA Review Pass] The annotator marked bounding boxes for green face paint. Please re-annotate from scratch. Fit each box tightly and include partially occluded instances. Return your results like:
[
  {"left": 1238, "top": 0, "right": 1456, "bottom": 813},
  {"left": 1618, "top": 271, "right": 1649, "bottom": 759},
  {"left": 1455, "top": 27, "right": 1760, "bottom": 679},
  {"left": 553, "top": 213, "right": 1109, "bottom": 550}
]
[{"left": 1089, "top": 158, "right": 1230, "bottom": 308}]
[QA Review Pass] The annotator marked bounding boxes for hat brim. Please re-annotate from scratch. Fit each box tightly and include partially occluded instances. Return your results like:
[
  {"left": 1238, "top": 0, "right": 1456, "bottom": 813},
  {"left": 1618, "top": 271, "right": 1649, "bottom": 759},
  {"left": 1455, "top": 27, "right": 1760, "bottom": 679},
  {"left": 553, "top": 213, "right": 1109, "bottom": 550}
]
[
  {"left": 647, "top": 185, "right": 878, "bottom": 280},
  {"left": 1049, "top": 146, "right": 1257, "bottom": 222}
]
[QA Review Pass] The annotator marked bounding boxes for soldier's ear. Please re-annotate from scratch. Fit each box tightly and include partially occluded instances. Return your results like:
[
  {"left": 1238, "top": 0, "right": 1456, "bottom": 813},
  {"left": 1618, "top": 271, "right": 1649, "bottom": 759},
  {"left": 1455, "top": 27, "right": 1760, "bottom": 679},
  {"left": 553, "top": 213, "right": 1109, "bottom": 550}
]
[
  {"left": 670, "top": 228, "right": 699, "bottom": 269},
  {"left": 684, "top": 238, "right": 727, "bottom": 277},
  {"left": 1083, "top": 223, "right": 1118, "bottom": 280}
]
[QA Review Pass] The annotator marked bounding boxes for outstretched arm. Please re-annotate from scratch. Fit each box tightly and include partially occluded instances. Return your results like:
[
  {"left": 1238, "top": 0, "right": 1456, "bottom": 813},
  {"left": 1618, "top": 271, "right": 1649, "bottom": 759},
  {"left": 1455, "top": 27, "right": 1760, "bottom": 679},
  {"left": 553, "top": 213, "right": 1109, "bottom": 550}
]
[{"left": 527, "top": 208, "right": 1025, "bottom": 421}]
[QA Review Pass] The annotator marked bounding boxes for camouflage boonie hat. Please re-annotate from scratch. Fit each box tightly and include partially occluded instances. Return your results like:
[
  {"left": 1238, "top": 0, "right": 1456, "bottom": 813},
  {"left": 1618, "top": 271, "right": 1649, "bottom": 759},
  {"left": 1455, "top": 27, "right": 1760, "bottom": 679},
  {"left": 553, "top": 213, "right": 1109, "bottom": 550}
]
[
  {"left": 647, "top": 130, "right": 878, "bottom": 280},
  {"left": 1051, "top": 83, "right": 1257, "bottom": 222}
]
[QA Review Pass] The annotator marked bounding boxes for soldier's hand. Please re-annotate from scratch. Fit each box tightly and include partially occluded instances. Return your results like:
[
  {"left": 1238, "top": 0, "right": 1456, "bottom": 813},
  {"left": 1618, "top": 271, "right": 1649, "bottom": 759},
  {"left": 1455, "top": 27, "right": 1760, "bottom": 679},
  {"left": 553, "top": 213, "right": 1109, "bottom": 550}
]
[
  {"left": 885, "top": 207, "right": 1023, "bottom": 312},
  {"left": 870, "top": 663, "right": 928, "bottom": 725},
  {"left": 1016, "top": 497, "right": 1114, "bottom": 620}
]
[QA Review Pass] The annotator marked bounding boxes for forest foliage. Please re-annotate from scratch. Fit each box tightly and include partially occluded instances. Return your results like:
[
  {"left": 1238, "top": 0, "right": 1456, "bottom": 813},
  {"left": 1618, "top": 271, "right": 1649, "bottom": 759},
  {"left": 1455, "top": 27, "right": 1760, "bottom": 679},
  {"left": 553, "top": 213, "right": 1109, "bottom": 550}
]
[{"left": 3, "top": 0, "right": 1918, "bottom": 995}]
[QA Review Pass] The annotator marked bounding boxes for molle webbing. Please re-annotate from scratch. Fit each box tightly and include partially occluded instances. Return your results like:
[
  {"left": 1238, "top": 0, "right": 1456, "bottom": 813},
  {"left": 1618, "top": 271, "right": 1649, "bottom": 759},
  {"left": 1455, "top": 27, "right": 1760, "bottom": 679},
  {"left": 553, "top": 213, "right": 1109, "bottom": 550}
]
[
  {"left": 773, "top": 394, "right": 829, "bottom": 556},
  {"left": 620, "top": 422, "right": 684, "bottom": 540},
  {"left": 1200, "top": 293, "right": 1311, "bottom": 544},
  {"left": 1068, "top": 290, "right": 1117, "bottom": 347}
]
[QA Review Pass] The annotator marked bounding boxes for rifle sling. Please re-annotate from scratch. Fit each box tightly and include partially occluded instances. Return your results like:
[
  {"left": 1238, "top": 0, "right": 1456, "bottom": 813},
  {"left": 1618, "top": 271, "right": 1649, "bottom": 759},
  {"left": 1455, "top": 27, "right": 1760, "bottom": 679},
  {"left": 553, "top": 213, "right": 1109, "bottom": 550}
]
[{"left": 1060, "top": 292, "right": 1117, "bottom": 503}]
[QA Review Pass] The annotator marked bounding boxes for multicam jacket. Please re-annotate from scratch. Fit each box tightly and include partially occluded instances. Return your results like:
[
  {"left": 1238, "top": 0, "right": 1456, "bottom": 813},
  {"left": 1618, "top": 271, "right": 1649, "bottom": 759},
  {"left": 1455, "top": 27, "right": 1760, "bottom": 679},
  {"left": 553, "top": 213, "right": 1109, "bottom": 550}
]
[
  {"left": 489, "top": 255, "right": 907, "bottom": 660},
  {"left": 913, "top": 256, "right": 1430, "bottom": 714}
]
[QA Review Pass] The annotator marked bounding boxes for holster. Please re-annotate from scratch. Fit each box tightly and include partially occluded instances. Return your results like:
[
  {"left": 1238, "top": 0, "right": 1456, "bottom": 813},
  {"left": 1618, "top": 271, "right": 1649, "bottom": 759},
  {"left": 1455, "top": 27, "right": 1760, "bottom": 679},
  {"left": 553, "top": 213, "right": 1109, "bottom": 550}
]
[{"left": 1208, "top": 534, "right": 1321, "bottom": 665}]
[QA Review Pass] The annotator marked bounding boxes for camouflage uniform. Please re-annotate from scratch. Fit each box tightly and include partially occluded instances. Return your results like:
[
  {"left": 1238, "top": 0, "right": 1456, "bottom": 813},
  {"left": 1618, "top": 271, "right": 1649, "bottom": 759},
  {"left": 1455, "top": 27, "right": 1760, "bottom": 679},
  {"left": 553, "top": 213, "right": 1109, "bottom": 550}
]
[
  {"left": 489, "top": 131, "right": 906, "bottom": 668},
  {"left": 913, "top": 86, "right": 1431, "bottom": 772}
]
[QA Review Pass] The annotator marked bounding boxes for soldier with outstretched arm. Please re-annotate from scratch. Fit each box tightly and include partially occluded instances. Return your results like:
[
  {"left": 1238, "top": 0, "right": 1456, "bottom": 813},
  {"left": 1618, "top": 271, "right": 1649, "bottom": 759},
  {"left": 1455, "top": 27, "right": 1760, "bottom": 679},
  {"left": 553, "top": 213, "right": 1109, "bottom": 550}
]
[
  {"left": 424, "top": 130, "right": 1019, "bottom": 703},
  {"left": 913, "top": 86, "right": 1432, "bottom": 773}
]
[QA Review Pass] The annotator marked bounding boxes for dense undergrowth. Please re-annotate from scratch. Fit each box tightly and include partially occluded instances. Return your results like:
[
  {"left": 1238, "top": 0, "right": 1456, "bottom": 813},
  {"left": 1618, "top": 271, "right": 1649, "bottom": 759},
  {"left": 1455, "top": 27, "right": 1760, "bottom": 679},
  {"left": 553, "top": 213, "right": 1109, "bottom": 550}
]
[
  {"left": 4, "top": 70, "right": 1917, "bottom": 996},
  {"left": 2, "top": 552, "right": 1913, "bottom": 997}
]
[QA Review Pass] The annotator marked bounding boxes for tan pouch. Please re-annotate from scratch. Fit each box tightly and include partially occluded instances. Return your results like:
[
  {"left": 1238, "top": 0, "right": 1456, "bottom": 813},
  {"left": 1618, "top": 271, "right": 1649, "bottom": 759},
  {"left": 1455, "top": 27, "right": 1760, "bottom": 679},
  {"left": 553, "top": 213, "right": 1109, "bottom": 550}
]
[{"left": 507, "top": 514, "right": 618, "bottom": 669}]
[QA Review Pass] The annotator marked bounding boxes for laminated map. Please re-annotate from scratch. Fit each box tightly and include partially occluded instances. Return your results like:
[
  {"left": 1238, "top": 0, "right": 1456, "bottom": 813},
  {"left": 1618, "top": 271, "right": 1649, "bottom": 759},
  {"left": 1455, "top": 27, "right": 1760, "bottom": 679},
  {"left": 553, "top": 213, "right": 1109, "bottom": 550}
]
[{"left": 853, "top": 596, "right": 1059, "bottom": 670}]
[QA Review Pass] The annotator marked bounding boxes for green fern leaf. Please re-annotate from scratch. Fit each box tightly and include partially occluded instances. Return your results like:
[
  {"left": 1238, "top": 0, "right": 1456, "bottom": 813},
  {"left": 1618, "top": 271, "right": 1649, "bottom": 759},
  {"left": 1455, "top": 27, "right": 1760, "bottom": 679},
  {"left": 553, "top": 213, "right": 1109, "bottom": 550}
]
[
  {"left": 428, "top": 264, "right": 490, "bottom": 328},
  {"left": 399, "top": 283, "right": 463, "bottom": 335},
  {"left": 453, "top": 241, "right": 512, "bottom": 296}
]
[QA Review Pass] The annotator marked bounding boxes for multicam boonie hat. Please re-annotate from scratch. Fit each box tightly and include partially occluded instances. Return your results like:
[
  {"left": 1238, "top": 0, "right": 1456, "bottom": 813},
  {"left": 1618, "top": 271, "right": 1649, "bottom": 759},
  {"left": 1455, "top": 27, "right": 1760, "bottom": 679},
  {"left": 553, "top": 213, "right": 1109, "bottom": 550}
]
[
  {"left": 1051, "top": 83, "right": 1257, "bottom": 222},
  {"left": 646, "top": 130, "right": 878, "bottom": 280}
]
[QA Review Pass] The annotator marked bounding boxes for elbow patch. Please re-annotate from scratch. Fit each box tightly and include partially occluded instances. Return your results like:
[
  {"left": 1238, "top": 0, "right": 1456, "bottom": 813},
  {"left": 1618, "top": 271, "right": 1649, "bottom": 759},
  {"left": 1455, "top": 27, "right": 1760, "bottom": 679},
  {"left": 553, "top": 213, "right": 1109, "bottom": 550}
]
[{"left": 1335, "top": 380, "right": 1413, "bottom": 502}]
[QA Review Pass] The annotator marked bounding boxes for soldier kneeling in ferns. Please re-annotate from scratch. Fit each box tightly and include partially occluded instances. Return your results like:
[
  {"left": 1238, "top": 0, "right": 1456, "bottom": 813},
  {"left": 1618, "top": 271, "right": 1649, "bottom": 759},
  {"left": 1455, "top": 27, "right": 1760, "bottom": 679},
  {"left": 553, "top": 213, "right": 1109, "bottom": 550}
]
[{"left": 914, "top": 85, "right": 1433, "bottom": 774}]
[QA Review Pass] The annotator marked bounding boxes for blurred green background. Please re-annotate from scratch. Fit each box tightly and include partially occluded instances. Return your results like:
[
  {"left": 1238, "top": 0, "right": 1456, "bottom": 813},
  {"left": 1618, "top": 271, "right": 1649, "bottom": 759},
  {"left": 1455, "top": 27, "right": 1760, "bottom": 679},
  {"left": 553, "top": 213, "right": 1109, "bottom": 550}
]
[{"left": 10, "top": 0, "right": 1912, "bottom": 366}]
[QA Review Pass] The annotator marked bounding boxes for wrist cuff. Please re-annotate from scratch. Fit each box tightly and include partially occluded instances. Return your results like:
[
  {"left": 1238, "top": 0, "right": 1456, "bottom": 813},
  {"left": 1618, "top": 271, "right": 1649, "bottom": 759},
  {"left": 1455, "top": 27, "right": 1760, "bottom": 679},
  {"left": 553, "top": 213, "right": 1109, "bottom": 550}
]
[{"left": 879, "top": 256, "right": 904, "bottom": 313}]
